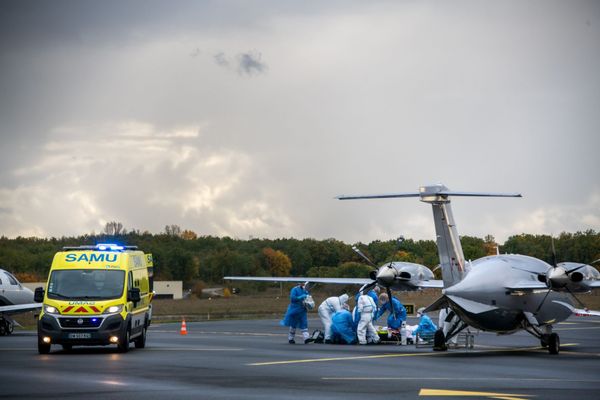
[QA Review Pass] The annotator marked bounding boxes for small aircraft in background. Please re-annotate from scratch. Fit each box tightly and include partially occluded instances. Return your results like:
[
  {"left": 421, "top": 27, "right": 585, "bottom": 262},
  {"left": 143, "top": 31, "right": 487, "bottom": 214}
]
[
  {"left": 0, "top": 269, "right": 41, "bottom": 335},
  {"left": 336, "top": 183, "right": 600, "bottom": 354}
]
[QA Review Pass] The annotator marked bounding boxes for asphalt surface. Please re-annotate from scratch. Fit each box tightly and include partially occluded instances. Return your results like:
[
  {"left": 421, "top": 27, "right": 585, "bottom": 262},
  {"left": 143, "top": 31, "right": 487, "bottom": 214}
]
[{"left": 1, "top": 316, "right": 599, "bottom": 400}]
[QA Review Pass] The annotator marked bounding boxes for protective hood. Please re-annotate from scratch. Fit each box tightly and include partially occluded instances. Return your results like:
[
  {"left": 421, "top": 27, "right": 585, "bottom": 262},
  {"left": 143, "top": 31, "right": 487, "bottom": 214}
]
[{"left": 339, "top": 294, "right": 349, "bottom": 305}]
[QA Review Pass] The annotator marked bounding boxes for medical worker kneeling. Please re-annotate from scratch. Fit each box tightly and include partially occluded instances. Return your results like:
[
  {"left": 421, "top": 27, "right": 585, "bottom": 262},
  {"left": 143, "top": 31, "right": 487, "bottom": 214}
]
[{"left": 318, "top": 294, "right": 349, "bottom": 344}]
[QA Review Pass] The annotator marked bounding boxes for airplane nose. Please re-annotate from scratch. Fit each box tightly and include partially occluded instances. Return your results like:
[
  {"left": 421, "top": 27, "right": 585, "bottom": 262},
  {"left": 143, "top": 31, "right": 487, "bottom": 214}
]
[{"left": 376, "top": 266, "right": 395, "bottom": 287}]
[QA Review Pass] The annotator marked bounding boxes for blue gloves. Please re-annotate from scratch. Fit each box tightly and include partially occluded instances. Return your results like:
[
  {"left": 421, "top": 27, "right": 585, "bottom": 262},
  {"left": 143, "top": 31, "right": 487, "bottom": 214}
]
[{"left": 298, "top": 294, "right": 308, "bottom": 300}]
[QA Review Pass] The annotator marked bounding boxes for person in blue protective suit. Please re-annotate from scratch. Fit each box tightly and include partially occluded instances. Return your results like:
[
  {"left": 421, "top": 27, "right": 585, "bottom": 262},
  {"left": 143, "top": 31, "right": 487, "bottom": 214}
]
[
  {"left": 330, "top": 310, "right": 357, "bottom": 344},
  {"left": 413, "top": 307, "right": 438, "bottom": 341},
  {"left": 280, "top": 282, "right": 311, "bottom": 344},
  {"left": 374, "top": 292, "right": 407, "bottom": 330}
]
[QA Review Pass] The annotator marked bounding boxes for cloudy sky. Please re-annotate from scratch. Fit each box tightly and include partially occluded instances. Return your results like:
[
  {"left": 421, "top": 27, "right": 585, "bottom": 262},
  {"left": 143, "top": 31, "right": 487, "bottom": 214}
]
[{"left": 0, "top": 0, "right": 598, "bottom": 243}]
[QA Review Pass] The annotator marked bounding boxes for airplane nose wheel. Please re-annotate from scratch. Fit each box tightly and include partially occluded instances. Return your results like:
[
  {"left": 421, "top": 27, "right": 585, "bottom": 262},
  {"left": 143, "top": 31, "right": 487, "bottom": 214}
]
[
  {"left": 548, "top": 333, "right": 560, "bottom": 355},
  {"left": 540, "top": 334, "right": 549, "bottom": 348}
]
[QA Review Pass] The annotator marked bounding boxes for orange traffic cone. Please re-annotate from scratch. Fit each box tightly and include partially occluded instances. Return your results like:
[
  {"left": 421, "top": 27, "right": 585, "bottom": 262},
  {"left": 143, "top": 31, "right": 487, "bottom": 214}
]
[{"left": 180, "top": 318, "right": 188, "bottom": 335}]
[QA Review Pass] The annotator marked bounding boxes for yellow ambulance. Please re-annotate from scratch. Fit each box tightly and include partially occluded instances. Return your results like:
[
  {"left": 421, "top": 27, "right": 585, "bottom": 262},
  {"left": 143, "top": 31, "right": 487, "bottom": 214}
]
[{"left": 35, "top": 244, "right": 154, "bottom": 354}]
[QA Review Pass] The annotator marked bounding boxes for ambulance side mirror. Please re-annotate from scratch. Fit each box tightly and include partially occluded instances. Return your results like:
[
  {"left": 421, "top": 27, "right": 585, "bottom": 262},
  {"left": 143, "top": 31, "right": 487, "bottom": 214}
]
[
  {"left": 128, "top": 287, "right": 141, "bottom": 303},
  {"left": 34, "top": 287, "right": 45, "bottom": 303}
]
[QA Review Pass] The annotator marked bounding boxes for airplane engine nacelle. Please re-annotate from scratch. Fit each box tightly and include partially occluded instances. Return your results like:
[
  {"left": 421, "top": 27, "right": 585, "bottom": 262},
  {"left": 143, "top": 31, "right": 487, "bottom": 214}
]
[
  {"left": 569, "top": 271, "right": 583, "bottom": 283},
  {"left": 369, "top": 270, "right": 378, "bottom": 281},
  {"left": 398, "top": 271, "right": 411, "bottom": 280}
]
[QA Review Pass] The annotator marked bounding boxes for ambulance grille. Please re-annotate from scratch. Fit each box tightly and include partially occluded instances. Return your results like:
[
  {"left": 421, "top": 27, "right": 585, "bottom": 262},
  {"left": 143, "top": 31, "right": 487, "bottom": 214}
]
[{"left": 59, "top": 317, "right": 103, "bottom": 328}]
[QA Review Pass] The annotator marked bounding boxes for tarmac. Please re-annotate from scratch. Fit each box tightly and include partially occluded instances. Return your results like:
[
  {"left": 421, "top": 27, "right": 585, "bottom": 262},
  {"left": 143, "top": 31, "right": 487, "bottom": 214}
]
[{"left": 1, "top": 316, "right": 599, "bottom": 399}]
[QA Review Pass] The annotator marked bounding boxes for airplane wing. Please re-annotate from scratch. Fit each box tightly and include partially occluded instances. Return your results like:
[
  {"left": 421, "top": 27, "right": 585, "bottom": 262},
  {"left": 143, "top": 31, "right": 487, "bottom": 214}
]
[
  {"left": 0, "top": 303, "right": 42, "bottom": 316},
  {"left": 505, "top": 280, "right": 600, "bottom": 292},
  {"left": 224, "top": 276, "right": 372, "bottom": 285},
  {"left": 224, "top": 276, "right": 444, "bottom": 290},
  {"left": 416, "top": 280, "right": 444, "bottom": 289},
  {"left": 585, "top": 280, "right": 600, "bottom": 289},
  {"left": 552, "top": 301, "right": 600, "bottom": 317},
  {"left": 504, "top": 281, "right": 548, "bottom": 291}
]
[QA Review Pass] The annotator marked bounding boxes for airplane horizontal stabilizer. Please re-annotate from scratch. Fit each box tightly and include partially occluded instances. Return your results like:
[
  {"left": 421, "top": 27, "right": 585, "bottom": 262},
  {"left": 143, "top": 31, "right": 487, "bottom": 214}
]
[
  {"left": 436, "top": 191, "right": 522, "bottom": 198},
  {"left": 552, "top": 301, "right": 600, "bottom": 317},
  {"left": 336, "top": 193, "right": 421, "bottom": 200},
  {"left": 224, "top": 276, "right": 372, "bottom": 285}
]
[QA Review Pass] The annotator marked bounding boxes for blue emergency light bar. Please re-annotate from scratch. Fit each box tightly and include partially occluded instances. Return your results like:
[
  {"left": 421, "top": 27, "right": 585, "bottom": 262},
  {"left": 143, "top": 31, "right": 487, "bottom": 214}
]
[{"left": 62, "top": 244, "right": 138, "bottom": 251}]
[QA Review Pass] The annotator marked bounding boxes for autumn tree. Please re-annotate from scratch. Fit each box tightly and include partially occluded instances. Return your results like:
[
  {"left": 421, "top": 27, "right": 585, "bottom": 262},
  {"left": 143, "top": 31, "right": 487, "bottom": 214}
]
[
  {"left": 181, "top": 230, "right": 198, "bottom": 240},
  {"left": 484, "top": 234, "right": 498, "bottom": 256},
  {"left": 262, "top": 247, "right": 292, "bottom": 277}
]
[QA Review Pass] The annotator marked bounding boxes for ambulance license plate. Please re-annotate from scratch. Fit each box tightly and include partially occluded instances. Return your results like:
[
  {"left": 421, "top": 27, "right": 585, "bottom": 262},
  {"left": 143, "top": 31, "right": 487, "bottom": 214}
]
[{"left": 68, "top": 333, "right": 91, "bottom": 339}]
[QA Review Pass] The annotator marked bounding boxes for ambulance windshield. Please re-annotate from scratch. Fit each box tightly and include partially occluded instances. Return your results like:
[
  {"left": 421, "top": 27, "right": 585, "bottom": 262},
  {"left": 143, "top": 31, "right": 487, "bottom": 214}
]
[{"left": 47, "top": 269, "right": 125, "bottom": 300}]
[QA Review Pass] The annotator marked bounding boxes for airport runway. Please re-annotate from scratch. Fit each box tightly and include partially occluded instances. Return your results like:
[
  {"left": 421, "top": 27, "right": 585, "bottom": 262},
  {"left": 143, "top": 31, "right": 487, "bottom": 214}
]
[{"left": 1, "top": 316, "right": 599, "bottom": 399}]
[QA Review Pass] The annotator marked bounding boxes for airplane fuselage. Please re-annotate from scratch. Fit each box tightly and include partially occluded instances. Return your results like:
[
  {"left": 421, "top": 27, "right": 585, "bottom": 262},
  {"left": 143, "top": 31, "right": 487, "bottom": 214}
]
[{"left": 443, "top": 255, "right": 573, "bottom": 333}]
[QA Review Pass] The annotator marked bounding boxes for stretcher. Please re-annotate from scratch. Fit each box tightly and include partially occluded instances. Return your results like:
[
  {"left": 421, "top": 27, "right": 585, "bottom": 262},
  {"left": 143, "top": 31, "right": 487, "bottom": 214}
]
[{"left": 376, "top": 328, "right": 413, "bottom": 345}]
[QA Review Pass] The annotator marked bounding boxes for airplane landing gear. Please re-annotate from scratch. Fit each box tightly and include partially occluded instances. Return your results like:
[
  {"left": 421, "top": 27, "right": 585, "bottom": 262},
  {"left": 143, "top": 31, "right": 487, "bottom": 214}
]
[
  {"left": 548, "top": 333, "right": 560, "bottom": 355},
  {"left": 540, "top": 334, "right": 549, "bottom": 348},
  {"left": 0, "top": 318, "right": 14, "bottom": 336}
]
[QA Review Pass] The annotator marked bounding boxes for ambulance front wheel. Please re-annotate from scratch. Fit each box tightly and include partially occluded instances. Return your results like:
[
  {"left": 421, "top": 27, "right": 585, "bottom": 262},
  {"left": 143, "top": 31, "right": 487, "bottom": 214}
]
[
  {"left": 134, "top": 327, "right": 147, "bottom": 349},
  {"left": 118, "top": 326, "right": 130, "bottom": 353}
]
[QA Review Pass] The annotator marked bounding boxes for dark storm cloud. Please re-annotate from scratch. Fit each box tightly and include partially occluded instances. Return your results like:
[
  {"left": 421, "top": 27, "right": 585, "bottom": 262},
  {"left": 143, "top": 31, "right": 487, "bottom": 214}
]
[
  {"left": 237, "top": 52, "right": 267, "bottom": 75},
  {"left": 211, "top": 51, "right": 267, "bottom": 76}
]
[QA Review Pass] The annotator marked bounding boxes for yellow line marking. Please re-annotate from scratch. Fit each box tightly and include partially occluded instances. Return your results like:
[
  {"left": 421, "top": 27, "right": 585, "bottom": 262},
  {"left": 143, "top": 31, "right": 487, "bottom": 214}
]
[
  {"left": 248, "top": 351, "right": 447, "bottom": 366},
  {"left": 247, "top": 343, "right": 582, "bottom": 366},
  {"left": 419, "top": 388, "right": 534, "bottom": 400}
]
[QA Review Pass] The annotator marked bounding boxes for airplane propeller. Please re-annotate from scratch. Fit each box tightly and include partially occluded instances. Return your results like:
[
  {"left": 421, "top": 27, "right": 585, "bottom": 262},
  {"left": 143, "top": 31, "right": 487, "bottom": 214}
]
[
  {"left": 533, "top": 237, "right": 591, "bottom": 313},
  {"left": 351, "top": 245, "right": 379, "bottom": 295}
]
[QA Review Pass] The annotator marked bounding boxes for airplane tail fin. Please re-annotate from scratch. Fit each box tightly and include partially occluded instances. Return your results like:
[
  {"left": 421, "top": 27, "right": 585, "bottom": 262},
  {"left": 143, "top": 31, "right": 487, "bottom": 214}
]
[
  {"left": 419, "top": 185, "right": 521, "bottom": 288},
  {"left": 337, "top": 184, "right": 521, "bottom": 289}
]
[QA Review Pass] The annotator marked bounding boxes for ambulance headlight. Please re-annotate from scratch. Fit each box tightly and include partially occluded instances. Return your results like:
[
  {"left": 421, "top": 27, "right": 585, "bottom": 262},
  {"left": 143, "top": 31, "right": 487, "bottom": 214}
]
[
  {"left": 44, "top": 305, "right": 60, "bottom": 315},
  {"left": 103, "top": 305, "right": 123, "bottom": 314}
]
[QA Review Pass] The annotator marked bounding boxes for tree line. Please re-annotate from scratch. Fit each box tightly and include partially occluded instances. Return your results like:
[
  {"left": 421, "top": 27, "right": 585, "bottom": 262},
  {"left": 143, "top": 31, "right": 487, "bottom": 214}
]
[{"left": 0, "top": 224, "right": 598, "bottom": 287}]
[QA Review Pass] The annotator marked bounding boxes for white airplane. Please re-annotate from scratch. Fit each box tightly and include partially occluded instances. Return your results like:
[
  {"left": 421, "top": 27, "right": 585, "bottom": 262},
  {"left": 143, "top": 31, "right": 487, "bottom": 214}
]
[
  {"left": 0, "top": 269, "right": 42, "bottom": 335},
  {"left": 337, "top": 183, "right": 600, "bottom": 354},
  {"left": 226, "top": 183, "right": 600, "bottom": 354}
]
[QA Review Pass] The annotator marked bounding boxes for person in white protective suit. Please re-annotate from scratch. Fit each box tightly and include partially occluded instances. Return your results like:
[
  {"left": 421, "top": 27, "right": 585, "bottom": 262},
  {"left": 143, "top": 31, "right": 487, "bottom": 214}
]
[
  {"left": 356, "top": 289, "right": 380, "bottom": 345},
  {"left": 438, "top": 307, "right": 458, "bottom": 345},
  {"left": 318, "top": 294, "right": 349, "bottom": 344}
]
